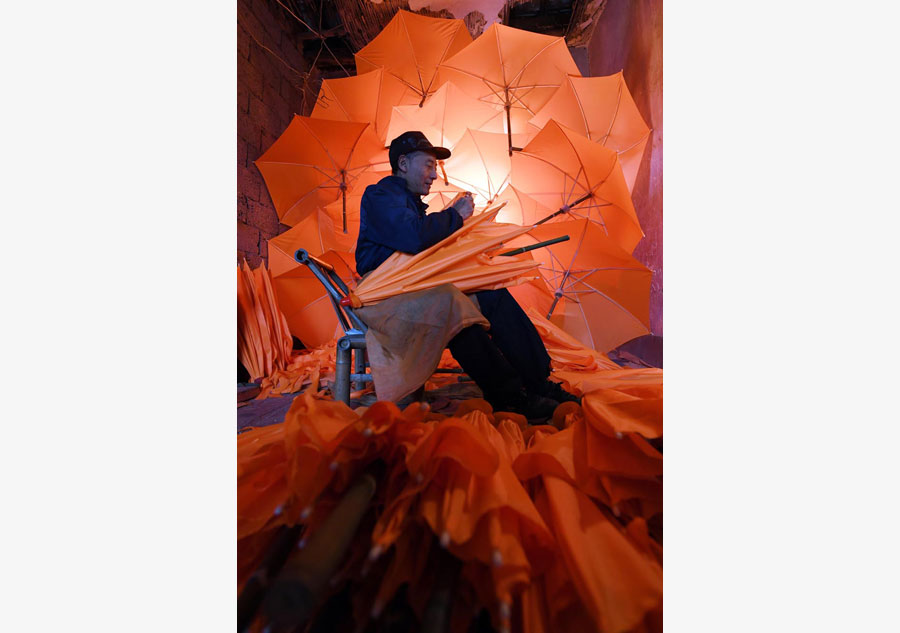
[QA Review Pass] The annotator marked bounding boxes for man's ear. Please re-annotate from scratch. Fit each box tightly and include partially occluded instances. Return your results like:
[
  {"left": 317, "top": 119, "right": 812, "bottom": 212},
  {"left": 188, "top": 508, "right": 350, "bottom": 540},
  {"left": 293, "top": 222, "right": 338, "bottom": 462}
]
[{"left": 397, "top": 154, "right": 408, "bottom": 174}]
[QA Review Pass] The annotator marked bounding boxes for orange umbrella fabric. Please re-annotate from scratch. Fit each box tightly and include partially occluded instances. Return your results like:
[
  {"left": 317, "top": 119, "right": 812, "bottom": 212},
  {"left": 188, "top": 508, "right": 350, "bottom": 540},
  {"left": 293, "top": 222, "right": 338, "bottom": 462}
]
[
  {"left": 311, "top": 68, "right": 421, "bottom": 144},
  {"left": 384, "top": 80, "right": 506, "bottom": 151},
  {"left": 529, "top": 72, "right": 652, "bottom": 192},
  {"left": 508, "top": 219, "right": 651, "bottom": 353},
  {"left": 269, "top": 249, "right": 356, "bottom": 349},
  {"left": 348, "top": 206, "right": 539, "bottom": 307},
  {"left": 511, "top": 119, "right": 643, "bottom": 253},
  {"left": 437, "top": 23, "right": 581, "bottom": 154},
  {"left": 354, "top": 9, "right": 472, "bottom": 106},
  {"left": 238, "top": 387, "right": 662, "bottom": 632},
  {"left": 255, "top": 115, "right": 386, "bottom": 228},
  {"left": 442, "top": 129, "right": 511, "bottom": 207},
  {"left": 237, "top": 260, "right": 294, "bottom": 382}
]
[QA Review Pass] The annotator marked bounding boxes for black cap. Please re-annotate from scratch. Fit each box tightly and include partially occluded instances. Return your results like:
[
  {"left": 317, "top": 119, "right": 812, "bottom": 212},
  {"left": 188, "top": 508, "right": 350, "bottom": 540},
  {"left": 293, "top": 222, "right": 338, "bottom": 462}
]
[{"left": 388, "top": 131, "right": 451, "bottom": 171}]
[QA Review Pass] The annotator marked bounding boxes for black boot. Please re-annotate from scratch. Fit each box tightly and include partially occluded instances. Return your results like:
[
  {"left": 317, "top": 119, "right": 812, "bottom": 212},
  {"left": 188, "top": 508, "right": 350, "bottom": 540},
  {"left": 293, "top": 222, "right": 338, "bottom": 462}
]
[{"left": 535, "top": 379, "right": 581, "bottom": 405}]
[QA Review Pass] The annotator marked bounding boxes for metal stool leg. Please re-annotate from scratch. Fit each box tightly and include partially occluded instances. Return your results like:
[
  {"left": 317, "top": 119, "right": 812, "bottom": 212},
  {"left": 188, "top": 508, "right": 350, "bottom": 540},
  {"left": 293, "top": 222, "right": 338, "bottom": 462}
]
[{"left": 334, "top": 338, "right": 353, "bottom": 405}]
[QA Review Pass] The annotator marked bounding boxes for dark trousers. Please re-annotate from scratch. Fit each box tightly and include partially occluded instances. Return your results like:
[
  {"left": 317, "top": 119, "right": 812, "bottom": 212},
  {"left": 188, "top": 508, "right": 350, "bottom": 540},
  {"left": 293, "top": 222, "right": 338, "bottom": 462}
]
[{"left": 447, "top": 288, "right": 552, "bottom": 404}]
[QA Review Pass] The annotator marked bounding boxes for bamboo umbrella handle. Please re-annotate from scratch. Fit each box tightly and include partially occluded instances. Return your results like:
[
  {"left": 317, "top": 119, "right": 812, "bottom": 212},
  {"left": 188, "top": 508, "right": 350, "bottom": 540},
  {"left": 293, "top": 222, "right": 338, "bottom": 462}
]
[{"left": 261, "top": 474, "right": 377, "bottom": 629}]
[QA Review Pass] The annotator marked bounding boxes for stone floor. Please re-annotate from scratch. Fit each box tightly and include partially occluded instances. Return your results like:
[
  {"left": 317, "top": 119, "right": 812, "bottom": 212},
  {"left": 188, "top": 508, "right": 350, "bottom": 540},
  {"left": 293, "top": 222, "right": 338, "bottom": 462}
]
[{"left": 237, "top": 347, "right": 658, "bottom": 432}]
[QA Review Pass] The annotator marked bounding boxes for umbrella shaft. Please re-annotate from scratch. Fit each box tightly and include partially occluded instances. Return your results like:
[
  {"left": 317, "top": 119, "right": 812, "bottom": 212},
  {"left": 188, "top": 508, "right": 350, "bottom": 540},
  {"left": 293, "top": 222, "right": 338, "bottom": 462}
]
[
  {"left": 534, "top": 193, "right": 592, "bottom": 225},
  {"left": 498, "top": 235, "right": 569, "bottom": 256}
]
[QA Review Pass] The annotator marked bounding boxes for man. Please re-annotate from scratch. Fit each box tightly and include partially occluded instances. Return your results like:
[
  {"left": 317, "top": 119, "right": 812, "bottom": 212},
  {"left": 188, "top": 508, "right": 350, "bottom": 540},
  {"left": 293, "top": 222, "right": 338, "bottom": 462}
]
[{"left": 355, "top": 131, "right": 578, "bottom": 419}]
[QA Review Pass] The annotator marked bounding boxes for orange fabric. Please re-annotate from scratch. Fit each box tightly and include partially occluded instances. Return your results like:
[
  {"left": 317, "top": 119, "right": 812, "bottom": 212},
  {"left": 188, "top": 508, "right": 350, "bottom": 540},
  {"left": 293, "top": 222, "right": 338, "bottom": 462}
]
[
  {"left": 529, "top": 72, "right": 652, "bottom": 193},
  {"left": 255, "top": 115, "right": 387, "bottom": 227},
  {"left": 312, "top": 67, "right": 420, "bottom": 144},
  {"left": 437, "top": 23, "right": 581, "bottom": 150},
  {"left": 237, "top": 261, "right": 294, "bottom": 382},
  {"left": 442, "top": 129, "right": 511, "bottom": 206},
  {"left": 507, "top": 218, "right": 652, "bottom": 353},
  {"left": 354, "top": 10, "right": 472, "bottom": 105},
  {"left": 268, "top": 250, "right": 356, "bottom": 349},
  {"left": 510, "top": 119, "right": 644, "bottom": 254},
  {"left": 238, "top": 387, "right": 662, "bottom": 631},
  {"left": 385, "top": 80, "right": 507, "bottom": 151},
  {"left": 351, "top": 206, "right": 539, "bottom": 307},
  {"left": 524, "top": 306, "right": 620, "bottom": 372}
]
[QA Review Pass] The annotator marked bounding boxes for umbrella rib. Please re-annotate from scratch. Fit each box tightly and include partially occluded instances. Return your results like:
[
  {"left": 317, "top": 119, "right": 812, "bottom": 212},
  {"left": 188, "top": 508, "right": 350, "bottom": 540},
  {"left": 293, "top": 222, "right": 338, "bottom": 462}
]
[
  {"left": 616, "top": 129, "right": 653, "bottom": 155},
  {"left": 581, "top": 279, "right": 649, "bottom": 329},
  {"left": 574, "top": 296, "right": 598, "bottom": 351},
  {"left": 428, "top": 23, "right": 463, "bottom": 97},
  {"left": 599, "top": 77, "right": 624, "bottom": 146},
  {"left": 571, "top": 78, "right": 591, "bottom": 141},
  {"left": 507, "top": 38, "right": 563, "bottom": 88},
  {"left": 301, "top": 118, "right": 342, "bottom": 173},
  {"left": 400, "top": 15, "right": 427, "bottom": 97}
]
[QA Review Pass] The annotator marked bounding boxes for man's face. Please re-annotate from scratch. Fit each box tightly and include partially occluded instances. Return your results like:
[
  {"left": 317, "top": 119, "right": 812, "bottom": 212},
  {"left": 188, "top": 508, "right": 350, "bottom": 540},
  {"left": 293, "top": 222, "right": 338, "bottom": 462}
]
[{"left": 397, "top": 151, "right": 437, "bottom": 196}]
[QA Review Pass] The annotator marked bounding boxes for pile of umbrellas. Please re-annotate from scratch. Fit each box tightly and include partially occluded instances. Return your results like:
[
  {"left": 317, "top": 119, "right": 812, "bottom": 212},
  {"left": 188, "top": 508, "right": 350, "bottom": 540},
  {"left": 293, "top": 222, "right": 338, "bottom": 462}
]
[
  {"left": 239, "top": 383, "right": 662, "bottom": 633},
  {"left": 254, "top": 9, "right": 654, "bottom": 355}
]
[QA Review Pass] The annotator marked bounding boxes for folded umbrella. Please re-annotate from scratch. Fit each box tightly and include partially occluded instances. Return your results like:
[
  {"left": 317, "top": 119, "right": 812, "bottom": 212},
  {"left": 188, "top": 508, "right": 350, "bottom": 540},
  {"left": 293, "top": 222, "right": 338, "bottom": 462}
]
[{"left": 347, "top": 206, "right": 539, "bottom": 307}]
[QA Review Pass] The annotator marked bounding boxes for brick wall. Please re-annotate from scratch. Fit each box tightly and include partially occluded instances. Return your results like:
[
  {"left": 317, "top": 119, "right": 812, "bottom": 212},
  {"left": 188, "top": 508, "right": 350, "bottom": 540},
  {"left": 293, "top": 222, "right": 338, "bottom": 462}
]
[{"left": 237, "top": 0, "right": 318, "bottom": 266}]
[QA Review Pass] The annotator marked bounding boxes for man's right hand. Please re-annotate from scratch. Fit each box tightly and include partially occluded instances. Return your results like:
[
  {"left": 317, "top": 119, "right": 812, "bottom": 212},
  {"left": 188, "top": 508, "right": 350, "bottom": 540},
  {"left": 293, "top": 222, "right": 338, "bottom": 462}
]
[{"left": 452, "top": 192, "right": 475, "bottom": 220}]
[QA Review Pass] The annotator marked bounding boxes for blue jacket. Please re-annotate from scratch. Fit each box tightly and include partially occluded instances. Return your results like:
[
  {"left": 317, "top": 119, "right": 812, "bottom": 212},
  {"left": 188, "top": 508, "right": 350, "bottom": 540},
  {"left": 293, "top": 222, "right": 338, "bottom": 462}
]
[{"left": 355, "top": 175, "right": 464, "bottom": 276}]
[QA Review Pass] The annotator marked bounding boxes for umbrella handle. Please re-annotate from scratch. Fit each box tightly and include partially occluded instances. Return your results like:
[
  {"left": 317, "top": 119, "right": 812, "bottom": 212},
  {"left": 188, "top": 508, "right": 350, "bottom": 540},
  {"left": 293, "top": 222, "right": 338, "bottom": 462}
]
[{"left": 498, "top": 235, "right": 569, "bottom": 256}]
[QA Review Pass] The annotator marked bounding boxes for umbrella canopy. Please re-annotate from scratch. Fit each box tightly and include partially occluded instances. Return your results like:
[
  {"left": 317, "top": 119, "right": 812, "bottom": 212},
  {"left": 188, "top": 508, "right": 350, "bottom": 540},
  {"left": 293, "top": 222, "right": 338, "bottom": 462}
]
[
  {"left": 442, "top": 129, "right": 511, "bottom": 207},
  {"left": 255, "top": 115, "right": 386, "bottom": 228},
  {"left": 529, "top": 72, "right": 652, "bottom": 192},
  {"left": 321, "top": 169, "right": 391, "bottom": 248},
  {"left": 384, "top": 80, "right": 506, "bottom": 151},
  {"left": 491, "top": 184, "right": 554, "bottom": 225},
  {"left": 311, "top": 68, "right": 421, "bottom": 144},
  {"left": 509, "top": 219, "right": 651, "bottom": 353},
  {"left": 510, "top": 119, "right": 644, "bottom": 254},
  {"left": 269, "top": 249, "right": 356, "bottom": 349},
  {"left": 354, "top": 9, "right": 472, "bottom": 106},
  {"left": 437, "top": 23, "right": 581, "bottom": 154},
  {"left": 347, "top": 206, "right": 538, "bottom": 307}
]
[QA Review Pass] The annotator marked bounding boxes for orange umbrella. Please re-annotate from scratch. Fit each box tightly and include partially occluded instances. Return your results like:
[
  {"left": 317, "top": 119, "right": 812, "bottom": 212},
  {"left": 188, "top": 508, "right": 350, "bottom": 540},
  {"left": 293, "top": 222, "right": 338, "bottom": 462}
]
[
  {"left": 255, "top": 115, "right": 386, "bottom": 229},
  {"left": 346, "top": 206, "right": 539, "bottom": 307},
  {"left": 442, "top": 129, "right": 511, "bottom": 207},
  {"left": 511, "top": 119, "right": 644, "bottom": 254},
  {"left": 384, "top": 80, "right": 506, "bottom": 151},
  {"left": 491, "top": 184, "right": 554, "bottom": 225},
  {"left": 354, "top": 9, "right": 472, "bottom": 107},
  {"left": 237, "top": 260, "right": 294, "bottom": 382},
  {"left": 529, "top": 72, "right": 652, "bottom": 192},
  {"left": 437, "top": 23, "right": 581, "bottom": 154},
  {"left": 509, "top": 219, "right": 651, "bottom": 353},
  {"left": 268, "top": 209, "right": 356, "bottom": 270},
  {"left": 311, "top": 67, "right": 421, "bottom": 144},
  {"left": 321, "top": 169, "right": 391, "bottom": 247},
  {"left": 269, "top": 249, "right": 356, "bottom": 349}
]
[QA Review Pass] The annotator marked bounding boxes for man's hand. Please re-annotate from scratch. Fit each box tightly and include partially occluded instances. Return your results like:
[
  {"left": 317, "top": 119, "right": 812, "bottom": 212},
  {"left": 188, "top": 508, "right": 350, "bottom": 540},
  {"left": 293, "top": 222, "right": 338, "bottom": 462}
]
[{"left": 451, "top": 192, "right": 475, "bottom": 220}]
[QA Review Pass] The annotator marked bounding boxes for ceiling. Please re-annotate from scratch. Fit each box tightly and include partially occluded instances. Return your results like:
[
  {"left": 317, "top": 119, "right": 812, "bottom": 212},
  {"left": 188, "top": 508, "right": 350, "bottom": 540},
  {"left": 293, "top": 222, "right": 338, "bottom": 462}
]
[{"left": 275, "top": 0, "right": 604, "bottom": 75}]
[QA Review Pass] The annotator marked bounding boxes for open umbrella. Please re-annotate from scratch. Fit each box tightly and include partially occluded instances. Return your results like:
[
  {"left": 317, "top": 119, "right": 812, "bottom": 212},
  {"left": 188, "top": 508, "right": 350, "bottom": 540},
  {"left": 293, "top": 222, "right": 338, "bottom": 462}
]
[
  {"left": 255, "top": 115, "right": 387, "bottom": 229},
  {"left": 354, "top": 9, "right": 472, "bottom": 107},
  {"left": 510, "top": 119, "right": 644, "bottom": 254},
  {"left": 346, "top": 206, "right": 538, "bottom": 307},
  {"left": 321, "top": 169, "right": 391, "bottom": 248},
  {"left": 529, "top": 72, "right": 652, "bottom": 192},
  {"left": 508, "top": 219, "right": 651, "bottom": 353},
  {"left": 437, "top": 23, "right": 581, "bottom": 155},
  {"left": 442, "top": 129, "right": 511, "bottom": 207},
  {"left": 384, "top": 80, "right": 506, "bottom": 151},
  {"left": 311, "top": 67, "right": 421, "bottom": 144},
  {"left": 268, "top": 248, "right": 356, "bottom": 349}
]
